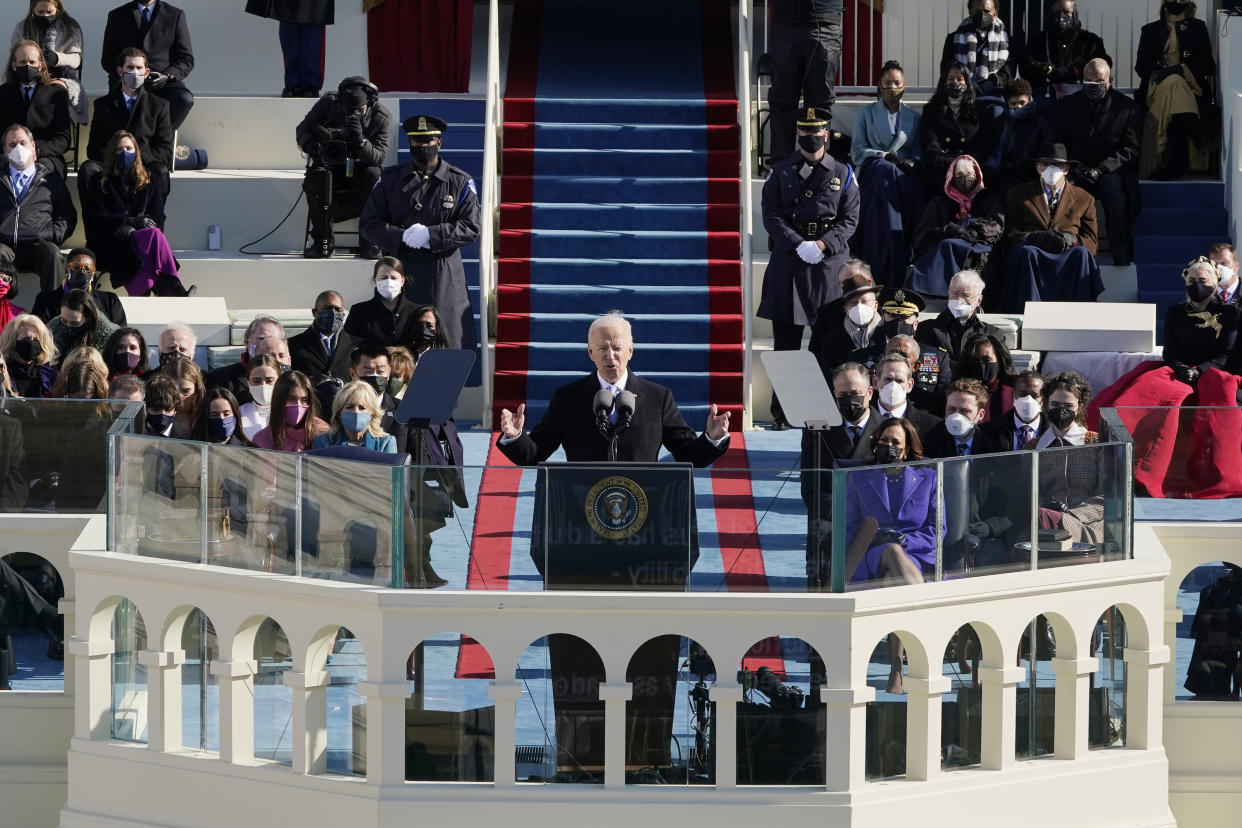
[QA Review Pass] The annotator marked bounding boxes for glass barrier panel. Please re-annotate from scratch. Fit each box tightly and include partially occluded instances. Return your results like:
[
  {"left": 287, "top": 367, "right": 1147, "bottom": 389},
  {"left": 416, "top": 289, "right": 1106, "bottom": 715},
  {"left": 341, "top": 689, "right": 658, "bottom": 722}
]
[
  {"left": 941, "top": 451, "right": 1037, "bottom": 579},
  {"left": 1176, "top": 562, "right": 1242, "bottom": 701},
  {"left": 0, "top": 551, "right": 65, "bottom": 691},
  {"left": 539, "top": 464, "right": 694, "bottom": 592},
  {"left": 624, "top": 635, "right": 714, "bottom": 785},
  {"left": 1034, "top": 441, "right": 1128, "bottom": 570},
  {"left": 1089, "top": 606, "right": 1127, "bottom": 750},
  {"left": 1015, "top": 614, "right": 1056, "bottom": 760},
  {"left": 515, "top": 634, "right": 604, "bottom": 784},
  {"left": 206, "top": 444, "right": 300, "bottom": 574},
  {"left": 398, "top": 459, "right": 486, "bottom": 591},
  {"left": 325, "top": 626, "right": 366, "bottom": 775},
  {"left": 1107, "top": 406, "right": 1241, "bottom": 500},
  {"left": 737, "top": 637, "right": 826, "bottom": 786},
  {"left": 4, "top": 398, "right": 138, "bottom": 514},
  {"left": 407, "top": 633, "right": 495, "bottom": 782},
  {"left": 111, "top": 598, "right": 147, "bottom": 742},
  {"left": 121, "top": 436, "right": 205, "bottom": 563},
  {"left": 300, "top": 455, "right": 399, "bottom": 586}
]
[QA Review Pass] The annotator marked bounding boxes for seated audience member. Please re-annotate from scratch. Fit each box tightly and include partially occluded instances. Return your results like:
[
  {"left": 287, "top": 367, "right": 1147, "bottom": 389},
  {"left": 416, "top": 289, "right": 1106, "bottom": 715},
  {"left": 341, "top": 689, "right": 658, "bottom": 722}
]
[
  {"left": 0, "top": 262, "right": 26, "bottom": 328},
  {"left": 1030, "top": 370, "right": 1108, "bottom": 544},
  {"left": 1135, "top": 0, "right": 1216, "bottom": 179},
  {"left": 850, "top": 60, "right": 922, "bottom": 287},
  {"left": 158, "top": 353, "right": 202, "bottom": 434},
  {"left": 101, "top": 325, "right": 148, "bottom": 379},
  {"left": 82, "top": 129, "right": 187, "bottom": 297},
  {"left": 30, "top": 248, "right": 127, "bottom": 326},
  {"left": 1165, "top": 258, "right": 1238, "bottom": 384},
  {"left": 238, "top": 353, "right": 280, "bottom": 442},
  {"left": 940, "top": 0, "right": 1012, "bottom": 104},
  {"left": 296, "top": 76, "right": 391, "bottom": 259},
  {"left": 49, "top": 347, "right": 106, "bottom": 398},
  {"left": 0, "top": 40, "right": 69, "bottom": 177},
  {"left": 882, "top": 332, "right": 953, "bottom": 417},
  {"left": 999, "top": 142, "right": 1100, "bottom": 312},
  {"left": 916, "top": 269, "right": 1001, "bottom": 365},
  {"left": 959, "top": 332, "right": 1017, "bottom": 422},
  {"left": 311, "top": 380, "right": 397, "bottom": 453},
  {"left": 190, "top": 387, "right": 246, "bottom": 446},
  {"left": 1016, "top": 0, "right": 1110, "bottom": 111},
  {"left": 250, "top": 369, "right": 328, "bottom": 452},
  {"left": 349, "top": 341, "right": 399, "bottom": 421},
  {"left": 288, "top": 292, "right": 354, "bottom": 412},
  {"left": 981, "top": 78, "right": 1052, "bottom": 195},
  {"left": 343, "top": 257, "right": 425, "bottom": 351},
  {"left": 107, "top": 371, "right": 143, "bottom": 401},
  {"left": 204, "top": 314, "right": 285, "bottom": 400},
  {"left": 11, "top": 1, "right": 86, "bottom": 123},
  {"left": 1208, "top": 242, "right": 1238, "bottom": 306},
  {"left": 100, "top": 1, "right": 195, "bottom": 129},
  {"left": 923, "top": 377, "right": 1003, "bottom": 458},
  {"left": 919, "top": 63, "right": 987, "bottom": 196},
  {"left": 1, "top": 123, "right": 75, "bottom": 292},
  {"left": 871, "top": 351, "right": 942, "bottom": 439},
  {"left": 1054, "top": 58, "right": 1141, "bottom": 266},
  {"left": 809, "top": 264, "right": 881, "bottom": 379},
  {"left": 83, "top": 48, "right": 172, "bottom": 187},
  {"left": 387, "top": 345, "right": 414, "bottom": 398},
  {"left": 910, "top": 154, "right": 1005, "bottom": 297},
  {"left": 409, "top": 303, "right": 448, "bottom": 359},
  {"left": 142, "top": 373, "right": 186, "bottom": 437},
  {"left": 981, "top": 369, "right": 1047, "bottom": 451},
  {"left": 146, "top": 322, "right": 195, "bottom": 377},
  {"left": 47, "top": 289, "right": 118, "bottom": 364},
  {"left": 1, "top": 313, "right": 56, "bottom": 395}
]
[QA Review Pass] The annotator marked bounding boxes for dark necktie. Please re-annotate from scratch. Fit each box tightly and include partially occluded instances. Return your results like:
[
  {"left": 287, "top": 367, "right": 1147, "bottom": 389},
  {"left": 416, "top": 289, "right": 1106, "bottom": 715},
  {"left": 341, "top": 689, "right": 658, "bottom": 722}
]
[
  {"left": 1048, "top": 187, "right": 1061, "bottom": 217},
  {"left": 1019, "top": 425, "right": 1034, "bottom": 447},
  {"left": 126, "top": 96, "right": 134, "bottom": 113},
  {"left": 882, "top": 410, "right": 892, "bottom": 419},
  {"left": 324, "top": 336, "right": 333, "bottom": 358},
  {"left": 848, "top": 425, "right": 860, "bottom": 444},
  {"left": 956, "top": 442, "right": 970, "bottom": 456},
  {"left": 25, "top": 86, "right": 33, "bottom": 103},
  {"left": 142, "top": 6, "right": 152, "bottom": 27}
]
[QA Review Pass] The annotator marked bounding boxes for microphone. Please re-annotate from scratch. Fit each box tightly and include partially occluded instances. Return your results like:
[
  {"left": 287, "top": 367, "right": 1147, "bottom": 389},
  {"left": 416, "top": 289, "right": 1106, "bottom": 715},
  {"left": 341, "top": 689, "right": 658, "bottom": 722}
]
[
  {"left": 593, "top": 388, "right": 615, "bottom": 437},
  {"left": 614, "top": 390, "right": 636, "bottom": 430}
]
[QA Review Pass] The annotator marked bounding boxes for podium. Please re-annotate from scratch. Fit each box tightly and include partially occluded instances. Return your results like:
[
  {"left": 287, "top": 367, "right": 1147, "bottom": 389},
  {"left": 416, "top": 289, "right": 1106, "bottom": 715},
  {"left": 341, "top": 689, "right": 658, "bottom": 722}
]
[{"left": 531, "top": 462, "right": 696, "bottom": 591}]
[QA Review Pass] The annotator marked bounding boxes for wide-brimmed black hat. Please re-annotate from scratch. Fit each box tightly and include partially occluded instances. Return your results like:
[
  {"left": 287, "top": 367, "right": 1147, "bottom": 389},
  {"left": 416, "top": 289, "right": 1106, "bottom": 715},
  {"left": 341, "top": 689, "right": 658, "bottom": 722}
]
[
  {"left": 1035, "top": 142, "right": 1074, "bottom": 166},
  {"left": 878, "top": 287, "right": 926, "bottom": 317},
  {"left": 838, "top": 271, "right": 879, "bottom": 304}
]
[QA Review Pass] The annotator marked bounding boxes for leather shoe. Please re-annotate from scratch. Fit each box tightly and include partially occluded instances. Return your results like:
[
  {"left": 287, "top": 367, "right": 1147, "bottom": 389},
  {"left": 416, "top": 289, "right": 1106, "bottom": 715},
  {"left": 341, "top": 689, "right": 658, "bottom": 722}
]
[
  {"left": 770, "top": 415, "right": 791, "bottom": 431},
  {"left": 357, "top": 240, "right": 381, "bottom": 260},
  {"left": 304, "top": 237, "right": 334, "bottom": 259}
]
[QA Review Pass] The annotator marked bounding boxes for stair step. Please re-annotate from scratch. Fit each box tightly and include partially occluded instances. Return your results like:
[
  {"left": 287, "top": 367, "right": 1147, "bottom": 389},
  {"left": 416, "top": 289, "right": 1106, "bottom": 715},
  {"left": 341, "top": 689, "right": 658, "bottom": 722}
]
[
  {"left": 497, "top": 312, "right": 743, "bottom": 344},
  {"left": 495, "top": 341, "right": 744, "bottom": 372},
  {"left": 1133, "top": 208, "right": 1229, "bottom": 236},
  {"left": 1134, "top": 234, "right": 1221, "bottom": 264},
  {"left": 503, "top": 147, "right": 737, "bottom": 177},
  {"left": 502, "top": 175, "right": 740, "bottom": 204},
  {"left": 1137, "top": 179, "right": 1224, "bottom": 210},
  {"left": 499, "top": 228, "right": 740, "bottom": 258},
  {"left": 498, "top": 283, "right": 742, "bottom": 315},
  {"left": 503, "top": 121, "right": 738, "bottom": 151},
  {"left": 499, "top": 257, "right": 740, "bottom": 286},
  {"left": 504, "top": 96, "right": 738, "bottom": 126},
  {"left": 499, "top": 202, "right": 738, "bottom": 232}
]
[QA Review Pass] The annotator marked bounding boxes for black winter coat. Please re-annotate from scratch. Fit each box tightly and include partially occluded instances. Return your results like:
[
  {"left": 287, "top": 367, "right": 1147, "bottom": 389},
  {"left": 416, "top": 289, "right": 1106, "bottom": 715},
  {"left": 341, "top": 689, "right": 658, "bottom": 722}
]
[
  {"left": 0, "top": 82, "right": 71, "bottom": 176},
  {"left": 1053, "top": 88, "right": 1141, "bottom": 175},
  {"left": 1016, "top": 25, "right": 1110, "bottom": 87},
  {"left": 245, "top": 0, "right": 334, "bottom": 26},
  {"left": 80, "top": 173, "right": 167, "bottom": 285},
  {"left": 1135, "top": 15, "right": 1216, "bottom": 111},
  {"left": 86, "top": 88, "right": 174, "bottom": 171},
  {"left": 919, "top": 97, "right": 986, "bottom": 182},
  {"left": 0, "top": 166, "right": 75, "bottom": 246},
  {"left": 100, "top": 1, "right": 194, "bottom": 83},
  {"left": 295, "top": 92, "right": 391, "bottom": 168}
]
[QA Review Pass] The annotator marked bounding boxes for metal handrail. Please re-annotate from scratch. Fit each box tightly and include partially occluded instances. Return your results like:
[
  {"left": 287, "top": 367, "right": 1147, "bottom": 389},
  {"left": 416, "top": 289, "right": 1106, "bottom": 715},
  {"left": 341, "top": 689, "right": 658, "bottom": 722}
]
[
  {"left": 739, "top": 1, "right": 756, "bottom": 429},
  {"left": 478, "top": 0, "right": 502, "bottom": 425}
]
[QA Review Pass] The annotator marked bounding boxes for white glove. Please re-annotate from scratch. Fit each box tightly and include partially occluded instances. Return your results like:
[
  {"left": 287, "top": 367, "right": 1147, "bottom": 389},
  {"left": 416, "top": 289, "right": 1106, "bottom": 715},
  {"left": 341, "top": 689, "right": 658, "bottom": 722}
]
[
  {"left": 402, "top": 223, "right": 430, "bottom": 249},
  {"left": 796, "top": 240, "right": 824, "bottom": 264}
]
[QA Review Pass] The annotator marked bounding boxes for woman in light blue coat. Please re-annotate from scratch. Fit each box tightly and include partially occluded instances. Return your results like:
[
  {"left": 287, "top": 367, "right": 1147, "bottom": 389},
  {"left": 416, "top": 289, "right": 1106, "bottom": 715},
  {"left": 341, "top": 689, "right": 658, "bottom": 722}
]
[{"left": 311, "top": 380, "right": 397, "bottom": 454}]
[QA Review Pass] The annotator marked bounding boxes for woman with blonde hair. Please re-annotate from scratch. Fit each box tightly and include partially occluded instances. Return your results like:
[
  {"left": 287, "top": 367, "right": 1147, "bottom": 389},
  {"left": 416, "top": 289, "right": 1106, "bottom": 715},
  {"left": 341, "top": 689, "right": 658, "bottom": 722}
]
[
  {"left": 0, "top": 313, "right": 57, "bottom": 396},
  {"left": 312, "top": 380, "right": 397, "bottom": 453},
  {"left": 81, "top": 129, "right": 186, "bottom": 296}
]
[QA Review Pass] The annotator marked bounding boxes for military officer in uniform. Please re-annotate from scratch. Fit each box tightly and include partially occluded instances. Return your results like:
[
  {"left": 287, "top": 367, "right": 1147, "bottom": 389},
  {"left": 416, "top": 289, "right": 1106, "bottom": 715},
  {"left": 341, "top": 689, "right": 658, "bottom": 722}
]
[
  {"left": 851, "top": 287, "right": 953, "bottom": 415},
  {"left": 360, "top": 114, "right": 480, "bottom": 352},
  {"left": 758, "top": 106, "right": 860, "bottom": 430}
]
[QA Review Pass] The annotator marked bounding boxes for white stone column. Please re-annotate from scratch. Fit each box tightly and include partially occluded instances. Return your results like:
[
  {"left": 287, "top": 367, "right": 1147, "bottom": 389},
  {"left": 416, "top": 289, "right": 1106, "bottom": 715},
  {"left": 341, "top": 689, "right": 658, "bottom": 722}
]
[
  {"left": 821, "top": 686, "right": 874, "bottom": 791},
  {"left": 979, "top": 666, "right": 1025, "bottom": 770},
  {"left": 358, "top": 681, "right": 410, "bottom": 787},
  {"left": 139, "top": 649, "right": 186, "bottom": 752},
  {"left": 904, "top": 676, "right": 951, "bottom": 781},
  {"left": 1123, "top": 646, "right": 1170, "bottom": 751},
  {"left": 1052, "top": 657, "right": 1096, "bottom": 759},
  {"left": 709, "top": 684, "right": 742, "bottom": 788},
  {"left": 598, "top": 681, "right": 631, "bottom": 790},
  {"left": 1162, "top": 608, "right": 1181, "bottom": 703},
  {"left": 284, "top": 669, "right": 329, "bottom": 774},
  {"left": 69, "top": 636, "right": 114, "bottom": 741},
  {"left": 212, "top": 659, "right": 257, "bottom": 764},
  {"left": 489, "top": 681, "right": 523, "bottom": 787}
]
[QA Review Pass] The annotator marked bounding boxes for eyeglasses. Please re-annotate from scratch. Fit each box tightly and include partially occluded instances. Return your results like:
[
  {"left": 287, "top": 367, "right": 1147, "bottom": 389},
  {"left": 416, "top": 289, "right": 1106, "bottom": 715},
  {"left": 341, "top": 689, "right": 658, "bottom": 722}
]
[
  {"left": 0, "top": 273, "right": 13, "bottom": 285},
  {"left": 67, "top": 264, "right": 95, "bottom": 275}
]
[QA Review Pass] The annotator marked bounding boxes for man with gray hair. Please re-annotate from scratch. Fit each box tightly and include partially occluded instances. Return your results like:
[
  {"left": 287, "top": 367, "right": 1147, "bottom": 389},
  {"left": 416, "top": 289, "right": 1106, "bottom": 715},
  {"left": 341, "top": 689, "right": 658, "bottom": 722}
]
[
  {"left": 204, "top": 314, "right": 287, "bottom": 401},
  {"left": 916, "top": 269, "right": 1001, "bottom": 369},
  {"left": 1053, "top": 57, "right": 1141, "bottom": 266}
]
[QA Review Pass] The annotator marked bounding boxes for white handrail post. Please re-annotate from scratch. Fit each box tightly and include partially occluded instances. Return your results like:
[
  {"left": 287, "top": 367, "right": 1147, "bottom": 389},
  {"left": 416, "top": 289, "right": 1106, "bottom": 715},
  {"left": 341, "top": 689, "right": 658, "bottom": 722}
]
[
  {"left": 739, "top": 0, "right": 755, "bottom": 430},
  {"left": 479, "top": 0, "right": 501, "bottom": 426}
]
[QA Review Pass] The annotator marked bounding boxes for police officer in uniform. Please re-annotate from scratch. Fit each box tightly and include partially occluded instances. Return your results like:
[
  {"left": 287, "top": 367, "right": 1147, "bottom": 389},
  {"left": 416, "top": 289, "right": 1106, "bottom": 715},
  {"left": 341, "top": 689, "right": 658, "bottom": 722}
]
[
  {"left": 850, "top": 287, "right": 953, "bottom": 416},
  {"left": 360, "top": 114, "right": 480, "bottom": 352},
  {"left": 758, "top": 106, "right": 860, "bottom": 429}
]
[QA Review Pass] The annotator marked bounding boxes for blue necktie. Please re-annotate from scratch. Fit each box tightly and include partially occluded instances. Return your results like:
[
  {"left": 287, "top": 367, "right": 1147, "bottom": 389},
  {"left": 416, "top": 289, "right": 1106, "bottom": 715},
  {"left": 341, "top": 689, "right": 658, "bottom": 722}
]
[
  {"left": 956, "top": 442, "right": 970, "bottom": 456},
  {"left": 14, "top": 173, "right": 29, "bottom": 200},
  {"left": 142, "top": 6, "right": 152, "bottom": 26}
]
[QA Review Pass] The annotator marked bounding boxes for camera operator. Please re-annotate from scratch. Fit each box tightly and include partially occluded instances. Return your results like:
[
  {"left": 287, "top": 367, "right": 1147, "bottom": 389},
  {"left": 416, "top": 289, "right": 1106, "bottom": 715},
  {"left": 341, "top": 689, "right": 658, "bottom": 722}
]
[{"left": 296, "top": 76, "right": 391, "bottom": 260}]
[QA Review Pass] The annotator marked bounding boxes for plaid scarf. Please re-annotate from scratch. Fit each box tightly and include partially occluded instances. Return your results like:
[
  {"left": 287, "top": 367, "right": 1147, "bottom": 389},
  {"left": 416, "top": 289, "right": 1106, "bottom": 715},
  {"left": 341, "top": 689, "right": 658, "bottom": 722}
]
[{"left": 953, "top": 16, "right": 1009, "bottom": 83}]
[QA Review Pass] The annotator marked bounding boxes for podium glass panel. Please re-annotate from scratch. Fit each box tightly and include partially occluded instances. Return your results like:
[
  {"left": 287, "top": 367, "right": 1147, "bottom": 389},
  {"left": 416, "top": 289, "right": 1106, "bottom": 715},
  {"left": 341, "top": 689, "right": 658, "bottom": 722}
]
[
  {"left": 118, "top": 435, "right": 205, "bottom": 563},
  {"left": 301, "top": 455, "right": 400, "bottom": 585},
  {"left": 1034, "top": 441, "right": 1129, "bottom": 570}
]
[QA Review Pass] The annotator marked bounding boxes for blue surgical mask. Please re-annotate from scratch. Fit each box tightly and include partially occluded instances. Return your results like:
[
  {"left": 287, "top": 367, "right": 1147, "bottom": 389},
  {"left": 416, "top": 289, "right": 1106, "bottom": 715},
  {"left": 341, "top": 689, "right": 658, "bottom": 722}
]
[
  {"left": 208, "top": 415, "right": 236, "bottom": 442},
  {"left": 340, "top": 409, "right": 371, "bottom": 434},
  {"left": 116, "top": 149, "right": 136, "bottom": 169}
]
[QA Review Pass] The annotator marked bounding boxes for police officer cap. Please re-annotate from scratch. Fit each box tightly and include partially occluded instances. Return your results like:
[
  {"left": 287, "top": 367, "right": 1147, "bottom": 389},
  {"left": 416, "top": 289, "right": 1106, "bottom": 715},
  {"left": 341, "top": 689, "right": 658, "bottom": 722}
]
[
  {"left": 796, "top": 107, "right": 831, "bottom": 128},
  {"left": 878, "top": 287, "right": 926, "bottom": 317},
  {"left": 404, "top": 114, "right": 448, "bottom": 138}
]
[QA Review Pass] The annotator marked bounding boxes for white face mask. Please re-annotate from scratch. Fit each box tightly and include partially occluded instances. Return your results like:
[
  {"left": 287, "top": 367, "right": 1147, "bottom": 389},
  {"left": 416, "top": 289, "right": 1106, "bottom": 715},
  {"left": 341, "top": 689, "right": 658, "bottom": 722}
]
[
  {"left": 1216, "top": 264, "right": 1237, "bottom": 288},
  {"left": 945, "top": 412, "right": 975, "bottom": 438},
  {"left": 7, "top": 143, "right": 32, "bottom": 168},
  {"left": 1040, "top": 164, "right": 1064, "bottom": 189},
  {"left": 1013, "top": 395, "right": 1041, "bottom": 422},
  {"left": 878, "top": 380, "right": 906, "bottom": 409},
  {"left": 948, "top": 298, "right": 974, "bottom": 319},
  {"left": 248, "top": 384, "right": 274, "bottom": 407},
  {"left": 847, "top": 302, "right": 875, "bottom": 327},
  {"left": 375, "top": 278, "right": 402, "bottom": 300}
]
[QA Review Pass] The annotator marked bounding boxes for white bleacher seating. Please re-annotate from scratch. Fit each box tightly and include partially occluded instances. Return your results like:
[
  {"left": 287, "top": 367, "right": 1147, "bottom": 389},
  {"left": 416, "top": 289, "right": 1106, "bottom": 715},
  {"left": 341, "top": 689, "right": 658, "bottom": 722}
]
[{"left": 1022, "top": 302, "right": 1156, "bottom": 353}]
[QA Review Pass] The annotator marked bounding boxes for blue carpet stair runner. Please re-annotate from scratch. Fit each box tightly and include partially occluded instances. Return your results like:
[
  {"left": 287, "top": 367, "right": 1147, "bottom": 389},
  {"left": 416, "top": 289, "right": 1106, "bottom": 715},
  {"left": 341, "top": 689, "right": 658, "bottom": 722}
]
[
  {"left": 1133, "top": 180, "right": 1229, "bottom": 345},
  {"left": 493, "top": 0, "right": 742, "bottom": 429}
]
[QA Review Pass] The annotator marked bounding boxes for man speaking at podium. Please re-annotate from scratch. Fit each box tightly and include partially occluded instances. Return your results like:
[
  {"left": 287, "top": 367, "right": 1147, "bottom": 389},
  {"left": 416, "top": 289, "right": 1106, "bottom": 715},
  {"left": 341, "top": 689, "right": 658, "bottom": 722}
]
[{"left": 496, "top": 312, "right": 731, "bottom": 776}]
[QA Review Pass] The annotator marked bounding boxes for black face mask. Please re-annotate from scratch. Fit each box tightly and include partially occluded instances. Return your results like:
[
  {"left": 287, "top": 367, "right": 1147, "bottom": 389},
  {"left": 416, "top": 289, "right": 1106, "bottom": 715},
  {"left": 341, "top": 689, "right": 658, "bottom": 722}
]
[
  {"left": 881, "top": 318, "right": 915, "bottom": 340},
  {"left": 410, "top": 144, "right": 438, "bottom": 167},
  {"left": 951, "top": 176, "right": 976, "bottom": 193},
  {"left": 1187, "top": 282, "right": 1215, "bottom": 303},
  {"left": 964, "top": 360, "right": 1000, "bottom": 384},
  {"left": 159, "top": 349, "right": 188, "bottom": 368},
  {"left": 875, "top": 444, "right": 904, "bottom": 465},
  {"left": 415, "top": 323, "right": 437, "bottom": 346},
  {"left": 1047, "top": 406, "right": 1076, "bottom": 430},
  {"left": 1054, "top": 13, "right": 1074, "bottom": 30},
  {"left": 363, "top": 374, "right": 388, "bottom": 396},
  {"left": 145, "top": 412, "right": 175, "bottom": 434},
  {"left": 1164, "top": 2, "right": 1188, "bottom": 15},
  {"left": 971, "top": 11, "right": 992, "bottom": 30},
  {"left": 313, "top": 309, "right": 345, "bottom": 337},
  {"left": 65, "top": 270, "right": 93, "bottom": 291},
  {"left": 836, "top": 393, "right": 867, "bottom": 423},
  {"left": 13, "top": 65, "right": 39, "bottom": 85},
  {"left": 14, "top": 338, "right": 41, "bottom": 362},
  {"left": 1083, "top": 82, "right": 1108, "bottom": 102},
  {"left": 945, "top": 84, "right": 966, "bottom": 100},
  {"left": 798, "top": 133, "right": 827, "bottom": 154}
]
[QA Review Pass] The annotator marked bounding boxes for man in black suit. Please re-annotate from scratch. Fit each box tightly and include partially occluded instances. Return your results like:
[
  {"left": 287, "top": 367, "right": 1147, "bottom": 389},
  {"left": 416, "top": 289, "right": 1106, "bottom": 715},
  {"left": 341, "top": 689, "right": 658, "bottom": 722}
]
[
  {"left": 1054, "top": 59, "right": 1141, "bottom": 266},
  {"left": 497, "top": 313, "right": 731, "bottom": 772},
  {"left": 871, "top": 351, "right": 942, "bottom": 440},
  {"left": 0, "top": 41, "right": 71, "bottom": 178},
  {"left": 290, "top": 290, "right": 356, "bottom": 411},
  {"left": 0, "top": 125, "right": 75, "bottom": 291},
  {"left": 83, "top": 48, "right": 173, "bottom": 202},
  {"left": 916, "top": 269, "right": 1002, "bottom": 364},
  {"left": 979, "top": 369, "right": 1047, "bottom": 452},
  {"left": 1208, "top": 242, "right": 1239, "bottom": 306},
  {"left": 101, "top": 0, "right": 195, "bottom": 129},
  {"left": 922, "top": 378, "right": 1006, "bottom": 458}
]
